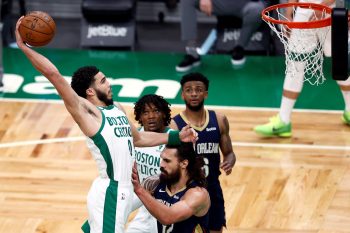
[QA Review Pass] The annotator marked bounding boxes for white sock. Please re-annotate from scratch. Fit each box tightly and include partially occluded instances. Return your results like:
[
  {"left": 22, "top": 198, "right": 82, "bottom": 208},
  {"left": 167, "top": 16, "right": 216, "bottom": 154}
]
[
  {"left": 337, "top": 79, "right": 350, "bottom": 111},
  {"left": 279, "top": 97, "right": 296, "bottom": 124},
  {"left": 340, "top": 90, "right": 350, "bottom": 111}
]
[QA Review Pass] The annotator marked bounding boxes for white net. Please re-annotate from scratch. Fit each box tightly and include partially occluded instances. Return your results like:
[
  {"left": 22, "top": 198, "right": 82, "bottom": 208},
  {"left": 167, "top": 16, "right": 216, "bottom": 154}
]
[{"left": 263, "top": 4, "right": 331, "bottom": 85}]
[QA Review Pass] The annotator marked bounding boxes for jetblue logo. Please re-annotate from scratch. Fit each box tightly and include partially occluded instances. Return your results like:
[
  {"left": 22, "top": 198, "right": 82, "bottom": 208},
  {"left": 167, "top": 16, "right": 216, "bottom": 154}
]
[
  {"left": 87, "top": 25, "right": 127, "bottom": 38},
  {"left": 206, "top": 127, "right": 216, "bottom": 132},
  {"left": 223, "top": 29, "right": 263, "bottom": 43}
]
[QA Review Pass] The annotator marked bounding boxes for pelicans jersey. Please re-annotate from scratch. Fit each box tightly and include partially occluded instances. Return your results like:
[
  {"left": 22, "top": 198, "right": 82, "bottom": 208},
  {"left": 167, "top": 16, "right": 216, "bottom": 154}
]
[
  {"left": 126, "top": 127, "right": 172, "bottom": 233},
  {"left": 154, "top": 182, "right": 209, "bottom": 233},
  {"left": 82, "top": 105, "right": 135, "bottom": 233},
  {"left": 173, "top": 110, "right": 226, "bottom": 230}
]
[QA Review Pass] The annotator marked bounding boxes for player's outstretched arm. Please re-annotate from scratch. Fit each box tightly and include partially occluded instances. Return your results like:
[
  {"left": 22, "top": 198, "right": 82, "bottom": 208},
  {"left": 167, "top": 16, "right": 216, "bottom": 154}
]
[
  {"left": 132, "top": 123, "right": 197, "bottom": 147},
  {"left": 217, "top": 113, "right": 236, "bottom": 175},
  {"left": 15, "top": 17, "right": 78, "bottom": 105},
  {"left": 15, "top": 17, "right": 100, "bottom": 136}
]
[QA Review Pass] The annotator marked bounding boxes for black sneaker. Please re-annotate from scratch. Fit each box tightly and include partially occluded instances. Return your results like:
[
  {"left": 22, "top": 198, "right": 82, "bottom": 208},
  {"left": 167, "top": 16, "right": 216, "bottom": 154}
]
[
  {"left": 176, "top": 54, "right": 201, "bottom": 72},
  {"left": 231, "top": 46, "right": 246, "bottom": 66}
]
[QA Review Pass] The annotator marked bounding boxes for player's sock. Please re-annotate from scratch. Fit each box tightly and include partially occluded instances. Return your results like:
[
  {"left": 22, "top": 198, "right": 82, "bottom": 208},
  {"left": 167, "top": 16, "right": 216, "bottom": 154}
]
[
  {"left": 337, "top": 79, "right": 350, "bottom": 125},
  {"left": 279, "top": 96, "right": 296, "bottom": 124},
  {"left": 340, "top": 90, "right": 350, "bottom": 111}
]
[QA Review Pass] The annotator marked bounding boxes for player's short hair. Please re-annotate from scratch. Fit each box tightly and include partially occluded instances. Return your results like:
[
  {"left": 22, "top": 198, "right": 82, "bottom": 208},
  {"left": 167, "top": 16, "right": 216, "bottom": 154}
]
[
  {"left": 134, "top": 94, "right": 172, "bottom": 126},
  {"left": 166, "top": 142, "right": 206, "bottom": 187},
  {"left": 71, "top": 66, "right": 100, "bottom": 98},
  {"left": 180, "top": 72, "right": 209, "bottom": 91}
]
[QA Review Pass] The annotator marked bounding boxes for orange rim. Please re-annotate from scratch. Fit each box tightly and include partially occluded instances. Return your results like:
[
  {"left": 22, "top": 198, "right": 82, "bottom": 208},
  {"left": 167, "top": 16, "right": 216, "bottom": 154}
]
[{"left": 262, "top": 2, "right": 332, "bottom": 29}]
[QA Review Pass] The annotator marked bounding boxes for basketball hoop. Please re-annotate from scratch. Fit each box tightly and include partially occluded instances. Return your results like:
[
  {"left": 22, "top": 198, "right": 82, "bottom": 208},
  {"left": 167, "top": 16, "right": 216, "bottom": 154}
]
[{"left": 262, "top": 2, "right": 332, "bottom": 85}]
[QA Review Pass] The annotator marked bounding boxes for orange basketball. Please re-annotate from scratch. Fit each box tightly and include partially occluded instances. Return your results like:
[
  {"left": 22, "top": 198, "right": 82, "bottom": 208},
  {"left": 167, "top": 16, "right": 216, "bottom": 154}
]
[{"left": 19, "top": 11, "right": 56, "bottom": 47}]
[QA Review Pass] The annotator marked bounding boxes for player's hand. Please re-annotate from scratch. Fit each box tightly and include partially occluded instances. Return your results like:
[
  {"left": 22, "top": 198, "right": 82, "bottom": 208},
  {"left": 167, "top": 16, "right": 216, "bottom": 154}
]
[
  {"left": 220, "top": 161, "right": 233, "bottom": 175},
  {"left": 179, "top": 124, "right": 198, "bottom": 143},
  {"left": 131, "top": 162, "right": 143, "bottom": 194},
  {"left": 15, "top": 16, "right": 26, "bottom": 48},
  {"left": 199, "top": 0, "right": 212, "bottom": 16}
]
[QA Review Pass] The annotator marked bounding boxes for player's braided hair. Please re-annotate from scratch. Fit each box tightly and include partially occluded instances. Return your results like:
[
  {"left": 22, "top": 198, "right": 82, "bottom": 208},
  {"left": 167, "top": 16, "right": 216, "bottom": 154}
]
[
  {"left": 134, "top": 94, "right": 171, "bottom": 126},
  {"left": 166, "top": 142, "right": 207, "bottom": 188},
  {"left": 71, "top": 66, "right": 99, "bottom": 98},
  {"left": 180, "top": 72, "right": 209, "bottom": 91}
]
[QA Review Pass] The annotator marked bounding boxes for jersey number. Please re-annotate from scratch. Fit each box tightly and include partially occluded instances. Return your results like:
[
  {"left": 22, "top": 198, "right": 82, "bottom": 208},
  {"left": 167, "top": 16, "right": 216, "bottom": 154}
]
[
  {"left": 203, "top": 157, "right": 209, "bottom": 177},
  {"left": 162, "top": 224, "right": 174, "bottom": 233},
  {"left": 128, "top": 139, "right": 133, "bottom": 157}
]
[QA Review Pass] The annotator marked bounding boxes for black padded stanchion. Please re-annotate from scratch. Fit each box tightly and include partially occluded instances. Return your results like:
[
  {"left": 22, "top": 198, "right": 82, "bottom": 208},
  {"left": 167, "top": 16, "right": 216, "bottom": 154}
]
[
  {"left": 332, "top": 8, "right": 348, "bottom": 81},
  {"left": 81, "top": 0, "right": 137, "bottom": 49}
]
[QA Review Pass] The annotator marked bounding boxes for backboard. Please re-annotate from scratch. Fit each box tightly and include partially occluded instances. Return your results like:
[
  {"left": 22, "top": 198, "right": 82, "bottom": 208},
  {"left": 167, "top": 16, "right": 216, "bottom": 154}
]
[{"left": 332, "top": 0, "right": 349, "bottom": 80}]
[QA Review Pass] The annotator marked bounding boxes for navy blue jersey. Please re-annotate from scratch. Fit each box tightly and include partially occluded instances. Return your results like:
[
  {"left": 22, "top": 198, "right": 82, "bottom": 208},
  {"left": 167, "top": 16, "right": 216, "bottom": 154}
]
[
  {"left": 154, "top": 182, "right": 209, "bottom": 233},
  {"left": 173, "top": 110, "right": 221, "bottom": 185},
  {"left": 173, "top": 110, "right": 226, "bottom": 230}
]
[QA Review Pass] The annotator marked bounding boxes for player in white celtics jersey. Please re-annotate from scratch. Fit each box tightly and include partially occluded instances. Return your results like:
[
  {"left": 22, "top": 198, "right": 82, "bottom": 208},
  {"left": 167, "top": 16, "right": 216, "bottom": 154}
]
[
  {"left": 127, "top": 94, "right": 173, "bottom": 233},
  {"left": 15, "top": 18, "right": 198, "bottom": 233}
]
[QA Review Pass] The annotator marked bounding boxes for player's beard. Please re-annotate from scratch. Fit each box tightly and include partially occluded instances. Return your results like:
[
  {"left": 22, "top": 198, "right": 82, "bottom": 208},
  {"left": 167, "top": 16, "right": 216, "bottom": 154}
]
[
  {"left": 185, "top": 99, "right": 204, "bottom": 112},
  {"left": 160, "top": 167, "right": 181, "bottom": 186},
  {"left": 96, "top": 89, "right": 114, "bottom": 106}
]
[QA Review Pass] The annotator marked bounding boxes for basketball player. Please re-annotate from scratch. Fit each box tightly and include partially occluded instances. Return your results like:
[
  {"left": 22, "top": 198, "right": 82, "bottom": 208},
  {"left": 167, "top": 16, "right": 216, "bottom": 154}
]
[
  {"left": 14, "top": 17, "right": 197, "bottom": 233},
  {"left": 131, "top": 142, "right": 210, "bottom": 233},
  {"left": 170, "top": 72, "right": 236, "bottom": 233},
  {"left": 126, "top": 94, "right": 173, "bottom": 233},
  {"left": 255, "top": 0, "right": 350, "bottom": 137}
]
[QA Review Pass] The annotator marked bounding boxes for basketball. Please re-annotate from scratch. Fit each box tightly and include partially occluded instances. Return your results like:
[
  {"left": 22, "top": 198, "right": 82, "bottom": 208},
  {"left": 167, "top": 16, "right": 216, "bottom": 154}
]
[{"left": 18, "top": 11, "right": 56, "bottom": 47}]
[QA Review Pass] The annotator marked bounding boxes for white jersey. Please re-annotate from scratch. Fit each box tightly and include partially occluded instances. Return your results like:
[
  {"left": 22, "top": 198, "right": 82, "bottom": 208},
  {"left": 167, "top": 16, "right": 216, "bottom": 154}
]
[
  {"left": 126, "top": 127, "right": 172, "bottom": 233},
  {"left": 86, "top": 105, "right": 135, "bottom": 182},
  {"left": 83, "top": 105, "right": 135, "bottom": 233},
  {"left": 135, "top": 127, "right": 171, "bottom": 182}
]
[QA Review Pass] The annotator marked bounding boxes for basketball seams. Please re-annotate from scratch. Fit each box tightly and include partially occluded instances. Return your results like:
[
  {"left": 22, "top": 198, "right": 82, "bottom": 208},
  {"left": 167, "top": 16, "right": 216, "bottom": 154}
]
[
  {"left": 29, "top": 15, "right": 56, "bottom": 34},
  {"left": 20, "top": 24, "right": 52, "bottom": 36},
  {"left": 19, "top": 11, "right": 56, "bottom": 46}
]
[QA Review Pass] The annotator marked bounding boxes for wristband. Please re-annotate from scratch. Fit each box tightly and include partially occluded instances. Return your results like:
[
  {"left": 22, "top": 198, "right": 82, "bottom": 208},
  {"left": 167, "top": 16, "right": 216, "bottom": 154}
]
[{"left": 168, "top": 130, "right": 181, "bottom": 146}]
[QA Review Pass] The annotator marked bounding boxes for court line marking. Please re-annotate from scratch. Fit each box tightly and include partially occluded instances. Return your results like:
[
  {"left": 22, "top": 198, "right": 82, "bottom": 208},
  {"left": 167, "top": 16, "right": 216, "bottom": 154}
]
[
  {"left": 0, "top": 137, "right": 86, "bottom": 149},
  {"left": 0, "top": 136, "right": 349, "bottom": 151},
  {"left": 0, "top": 99, "right": 346, "bottom": 150},
  {"left": 0, "top": 98, "right": 343, "bottom": 114}
]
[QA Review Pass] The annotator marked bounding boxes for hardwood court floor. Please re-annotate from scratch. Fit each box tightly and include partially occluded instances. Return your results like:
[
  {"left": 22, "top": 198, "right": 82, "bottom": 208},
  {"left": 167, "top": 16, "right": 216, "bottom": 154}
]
[{"left": 0, "top": 100, "right": 350, "bottom": 233}]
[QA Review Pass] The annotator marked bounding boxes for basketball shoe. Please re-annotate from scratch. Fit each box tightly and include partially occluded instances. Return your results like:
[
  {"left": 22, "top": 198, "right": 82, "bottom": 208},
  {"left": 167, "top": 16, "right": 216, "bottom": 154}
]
[
  {"left": 254, "top": 114, "right": 292, "bottom": 137},
  {"left": 342, "top": 111, "right": 350, "bottom": 125},
  {"left": 231, "top": 46, "right": 246, "bottom": 66}
]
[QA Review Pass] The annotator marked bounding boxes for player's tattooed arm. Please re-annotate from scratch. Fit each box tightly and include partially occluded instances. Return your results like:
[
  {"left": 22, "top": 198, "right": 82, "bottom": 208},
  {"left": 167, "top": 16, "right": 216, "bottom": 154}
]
[{"left": 142, "top": 175, "right": 160, "bottom": 194}]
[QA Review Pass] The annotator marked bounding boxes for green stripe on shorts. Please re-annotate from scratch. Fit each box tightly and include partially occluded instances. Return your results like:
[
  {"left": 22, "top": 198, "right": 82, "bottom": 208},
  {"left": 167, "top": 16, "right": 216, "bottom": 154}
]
[{"left": 103, "top": 179, "right": 119, "bottom": 233}]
